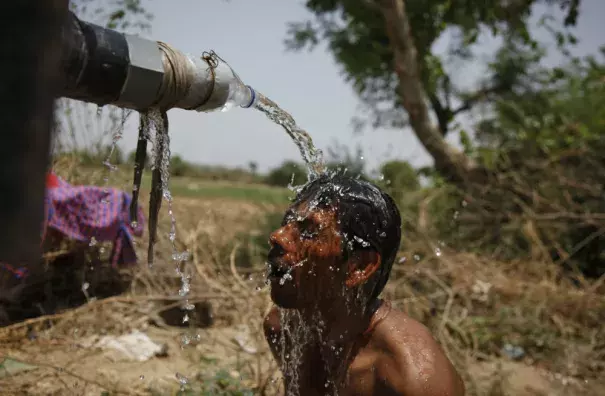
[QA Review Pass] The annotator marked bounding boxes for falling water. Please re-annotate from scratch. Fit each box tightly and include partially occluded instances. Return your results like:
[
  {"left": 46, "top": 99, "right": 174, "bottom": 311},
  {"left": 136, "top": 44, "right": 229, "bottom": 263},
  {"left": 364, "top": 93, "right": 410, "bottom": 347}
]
[
  {"left": 92, "top": 108, "right": 131, "bottom": 254},
  {"left": 145, "top": 110, "right": 195, "bottom": 353},
  {"left": 101, "top": 108, "right": 131, "bottom": 195},
  {"left": 145, "top": 110, "right": 164, "bottom": 268},
  {"left": 146, "top": 111, "right": 189, "bottom": 281},
  {"left": 277, "top": 309, "right": 312, "bottom": 396},
  {"left": 247, "top": 92, "right": 343, "bottom": 394},
  {"left": 85, "top": 107, "right": 132, "bottom": 302},
  {"left": 129, "top": 113, "right": 149, "bottom": 228},
  {"left": 252, "top": 93, "right": 325, "bottom": 180}
]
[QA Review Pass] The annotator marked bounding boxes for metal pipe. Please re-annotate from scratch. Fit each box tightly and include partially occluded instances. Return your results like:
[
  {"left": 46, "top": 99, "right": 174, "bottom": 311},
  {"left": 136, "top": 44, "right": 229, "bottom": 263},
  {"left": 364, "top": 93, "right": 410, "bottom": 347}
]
[{"left": 59, "top": 11, "right": 256, "bottom": 112}]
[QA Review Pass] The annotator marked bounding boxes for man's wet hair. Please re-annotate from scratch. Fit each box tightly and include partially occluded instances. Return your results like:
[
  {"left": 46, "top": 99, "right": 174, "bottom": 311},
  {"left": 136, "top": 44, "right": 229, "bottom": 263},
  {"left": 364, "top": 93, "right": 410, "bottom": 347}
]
[{"left": 291, "top": 173, "right": 402, "bottom": 300}]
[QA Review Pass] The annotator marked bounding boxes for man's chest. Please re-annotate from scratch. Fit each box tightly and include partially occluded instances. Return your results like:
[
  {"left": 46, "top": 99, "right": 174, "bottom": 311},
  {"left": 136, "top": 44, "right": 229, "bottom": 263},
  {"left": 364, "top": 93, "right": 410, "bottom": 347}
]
[
  {"left": 341, "top": 349, "right": 381, "bottom": 396},
  {"left": 286, "top": 347, "right": 380, "bottom": 396}
]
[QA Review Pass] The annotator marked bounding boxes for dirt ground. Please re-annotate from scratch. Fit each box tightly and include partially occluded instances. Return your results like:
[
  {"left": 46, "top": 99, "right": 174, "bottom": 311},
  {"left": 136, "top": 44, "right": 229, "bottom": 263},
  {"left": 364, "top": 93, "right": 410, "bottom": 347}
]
[
  {"left": 2, "top": 323, "right": 600, "bottom": 395},
  {"left": 1, "top": 195, "right": 604, "bottom": 395}
]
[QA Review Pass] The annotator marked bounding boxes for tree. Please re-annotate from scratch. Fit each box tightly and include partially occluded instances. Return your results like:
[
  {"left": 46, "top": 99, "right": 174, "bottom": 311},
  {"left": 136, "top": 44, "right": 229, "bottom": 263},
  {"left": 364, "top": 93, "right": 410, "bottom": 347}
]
[
  {"left": 248, "top": 161, "right": 259, "bottom": 175},
  {"left": 379, "top": 160, "right": 419, "bottom": 203},
  {"left": 170, "top": 154, "right": 189, "bottom": 177},
  {"left": 0, "top": 0, "right": 70, "bottom": 279},
  {"left": 430, "top": 52, "right": 605, "bottom": 276},
  {"left": 285, "top": 0, "right": 581, "bottom": 183},
  {"left": 265, "top": 161, "right": 307, "bottom": 187}
]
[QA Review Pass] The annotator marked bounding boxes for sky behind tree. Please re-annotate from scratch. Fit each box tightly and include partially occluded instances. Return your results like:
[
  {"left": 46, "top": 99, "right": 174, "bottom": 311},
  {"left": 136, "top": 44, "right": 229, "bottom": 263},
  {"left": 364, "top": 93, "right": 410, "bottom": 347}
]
[{"left": 105, "top": 0, "right": 605, "bottom": 173}]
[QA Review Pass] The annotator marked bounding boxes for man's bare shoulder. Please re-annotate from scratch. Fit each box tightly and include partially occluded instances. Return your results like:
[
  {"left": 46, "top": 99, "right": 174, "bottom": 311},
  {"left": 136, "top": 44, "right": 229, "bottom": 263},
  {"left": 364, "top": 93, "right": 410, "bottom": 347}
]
[{"left": 370, "top": 307, "right": 465, "bottom": 396}]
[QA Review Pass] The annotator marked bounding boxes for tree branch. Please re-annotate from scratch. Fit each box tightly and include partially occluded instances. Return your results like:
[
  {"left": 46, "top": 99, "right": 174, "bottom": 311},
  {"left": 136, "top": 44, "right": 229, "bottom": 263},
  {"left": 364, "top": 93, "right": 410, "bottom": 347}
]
[
  {"left": 428, "top": 93, "right": 453, "bottom": 136},
  {"left": 376, "top": 0, "right": 482, "bottom": 184},
  {"left": 452, "top": 82, "right": 512, "bottom": 116}
]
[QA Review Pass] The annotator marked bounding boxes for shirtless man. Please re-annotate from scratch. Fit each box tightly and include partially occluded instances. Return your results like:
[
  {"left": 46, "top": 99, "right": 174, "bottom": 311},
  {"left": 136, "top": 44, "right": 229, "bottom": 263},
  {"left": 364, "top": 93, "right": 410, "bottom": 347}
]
[{"left": 264, "top": 174, "right": 464, "bottom": 395}]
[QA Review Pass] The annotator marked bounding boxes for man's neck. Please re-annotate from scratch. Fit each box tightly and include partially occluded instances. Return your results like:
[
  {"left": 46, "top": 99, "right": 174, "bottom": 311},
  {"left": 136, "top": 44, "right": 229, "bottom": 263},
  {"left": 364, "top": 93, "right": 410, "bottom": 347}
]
[{"left": 296, "top": 297, "right": 381, "bottom": 344}]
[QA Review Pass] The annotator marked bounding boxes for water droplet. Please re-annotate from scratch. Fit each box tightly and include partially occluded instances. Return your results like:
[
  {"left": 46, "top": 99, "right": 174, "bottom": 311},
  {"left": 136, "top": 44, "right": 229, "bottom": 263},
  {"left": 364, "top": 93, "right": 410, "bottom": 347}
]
[
  {"left": 139, "top": 375, "right": 144, "bottom": 380},
  {"left": 175, "top": 372, "right": 189, "bottom": 388},
  {"left": 435, "top": 247, "right": 442, "bottom": 257},
  {"left": 178, "top": 283, "right": 190, "bottom": 297},
  {"left": 279, "top": 272, "right": 292, "bottom": 285},
  {"left": 172, "top": 251, "right": 189, "bottom": 262},
  {"left": 181, "top": 334, "right": 191, "bottom": 345}
]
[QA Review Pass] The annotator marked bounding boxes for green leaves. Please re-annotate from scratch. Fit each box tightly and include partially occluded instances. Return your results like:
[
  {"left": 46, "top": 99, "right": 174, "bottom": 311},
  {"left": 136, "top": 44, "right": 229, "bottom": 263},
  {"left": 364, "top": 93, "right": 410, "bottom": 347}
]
[
  {"left": 287, "top": 0, "right": 583, "bottom": 138},
  {"left": 69, "top": 0, "right": 153, "bottom": 34}
]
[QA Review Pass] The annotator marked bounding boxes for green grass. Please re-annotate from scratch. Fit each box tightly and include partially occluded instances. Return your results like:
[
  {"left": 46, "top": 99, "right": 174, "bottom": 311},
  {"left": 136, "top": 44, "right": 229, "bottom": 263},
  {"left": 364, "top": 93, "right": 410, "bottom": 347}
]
[
  {"left": 139, "top": 174, "right": 292, "bottom": 204},
  {"left": 59, "top": 164, "right": 293, "bottom": 204}
]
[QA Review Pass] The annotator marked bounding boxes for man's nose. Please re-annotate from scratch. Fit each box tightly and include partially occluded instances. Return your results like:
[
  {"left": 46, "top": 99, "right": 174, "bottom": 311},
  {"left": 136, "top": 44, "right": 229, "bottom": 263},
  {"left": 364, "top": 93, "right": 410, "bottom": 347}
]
[{"left": 269, "top": 225, "right": 297, "bottom": 253}]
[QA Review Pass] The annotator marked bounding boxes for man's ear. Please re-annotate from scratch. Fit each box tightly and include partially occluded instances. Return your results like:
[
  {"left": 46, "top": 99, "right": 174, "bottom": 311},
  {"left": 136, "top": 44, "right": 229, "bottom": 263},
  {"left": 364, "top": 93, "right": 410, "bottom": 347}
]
[{"left": 345, "top": 250, "right": 381, "bottom": 288}]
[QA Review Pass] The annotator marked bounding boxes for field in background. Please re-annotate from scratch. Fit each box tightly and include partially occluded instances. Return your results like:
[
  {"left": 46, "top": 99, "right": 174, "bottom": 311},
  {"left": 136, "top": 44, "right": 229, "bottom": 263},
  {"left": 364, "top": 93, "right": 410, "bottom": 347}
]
[
  {"left": 53, "top": 163, "right": 292, "bottom": 205},
  {"left": 0, "top": 164, "right": 603, "bottom": 396}
]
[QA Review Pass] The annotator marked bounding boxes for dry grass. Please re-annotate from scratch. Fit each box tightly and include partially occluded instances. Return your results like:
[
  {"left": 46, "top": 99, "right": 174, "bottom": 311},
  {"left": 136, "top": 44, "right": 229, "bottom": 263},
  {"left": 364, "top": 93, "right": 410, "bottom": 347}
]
[{"left": 0, "top": 162, "right": 604, "bottom": 395}]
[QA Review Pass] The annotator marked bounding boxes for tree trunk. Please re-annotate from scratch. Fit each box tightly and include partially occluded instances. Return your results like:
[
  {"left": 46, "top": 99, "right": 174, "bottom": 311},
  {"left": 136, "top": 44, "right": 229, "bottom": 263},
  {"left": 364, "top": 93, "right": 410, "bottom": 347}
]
[
  {"left": 0, "top": 1, "right": 69, "bottom": 276},
  {"left": 377, "top": 0, "right": 481, "bottom": 184}
]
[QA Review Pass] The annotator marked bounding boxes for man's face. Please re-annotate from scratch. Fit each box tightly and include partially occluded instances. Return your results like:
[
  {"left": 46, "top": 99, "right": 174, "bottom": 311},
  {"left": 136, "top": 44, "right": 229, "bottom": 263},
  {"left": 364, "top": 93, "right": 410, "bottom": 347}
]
[{"left": 266, "top": 201, "right": 346, "bottom": 309}]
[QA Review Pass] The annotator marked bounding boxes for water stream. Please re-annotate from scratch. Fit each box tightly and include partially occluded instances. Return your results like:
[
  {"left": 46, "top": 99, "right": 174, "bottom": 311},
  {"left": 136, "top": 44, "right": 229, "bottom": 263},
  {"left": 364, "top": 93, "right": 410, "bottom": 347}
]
[
  {"left": 101, "top": 108, "right": 131, "bottom": 198},
  {"left": 122, "top": 81, "right": 328, "bottom": 393},
  {"left": 144, "top": 110, "right": 193, "bottom": 308},
  {"left": 252, "top": 92, "right": 325, "bottom": 181}
]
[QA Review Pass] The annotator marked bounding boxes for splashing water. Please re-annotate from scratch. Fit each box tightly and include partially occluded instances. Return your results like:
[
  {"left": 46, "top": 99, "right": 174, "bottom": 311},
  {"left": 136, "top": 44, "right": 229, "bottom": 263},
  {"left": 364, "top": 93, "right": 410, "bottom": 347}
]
[
  {"left": 278, "top": 309, "right": 312, "bottom": 396},
  {"left": 89, "top": 108, "right": 131, "bottom": 296},
  {"left": 129, "top": 113, "right": 150, "bottom": 227},
  {"left": 101, "top": 108, "right": 131, "bottom": 196},
  {"left": 175, "top": 372, "right": 189, "bottom": 391},
  {"left": 146, "top": 110, "right": 166, "bottom": 268},
  {"left": 253, "top": 93, "right": 325, "bottom": 180},
  {"left": 145, "top": 110, "right": 195, "bottom": 346},
  {"left": 198, "top": 53, "right": 324, "bottom": 181}
]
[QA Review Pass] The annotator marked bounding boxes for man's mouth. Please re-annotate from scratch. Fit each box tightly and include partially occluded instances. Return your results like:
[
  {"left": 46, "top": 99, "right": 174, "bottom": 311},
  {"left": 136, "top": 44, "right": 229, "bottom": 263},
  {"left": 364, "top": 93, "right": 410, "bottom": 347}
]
[{"left": 266, "top": 260, "right": 290, "bottom": 280}]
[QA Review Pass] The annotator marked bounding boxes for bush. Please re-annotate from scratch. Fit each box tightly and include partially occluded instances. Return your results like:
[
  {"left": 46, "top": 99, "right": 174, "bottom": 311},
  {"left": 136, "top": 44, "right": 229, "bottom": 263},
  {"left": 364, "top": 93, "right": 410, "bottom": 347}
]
[
  {"left": 427, "top": 55, "right": 605, "bottom": 277},
  {"left": 171, "top": 154, "right": 190, "bottom": 177},
  {"left": 378, "top": 160, "right": 420, "bottom": 204},
  {"left": 265, "top": 160, "right": 307, "bottom": 187},
  {"left": 232, "top": 211, "right": 285, "bottom": 268}
]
